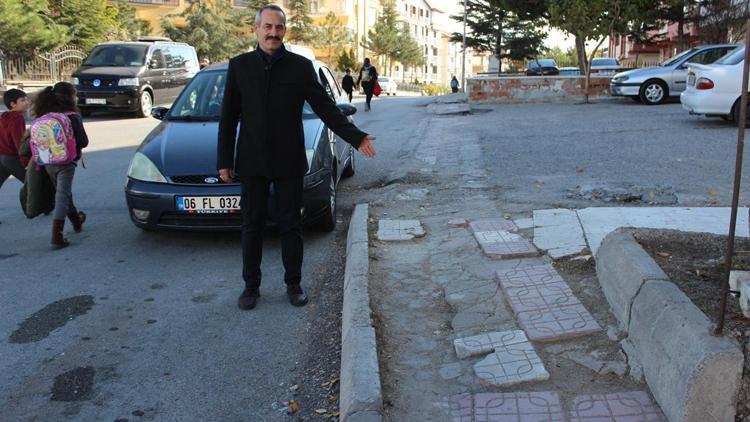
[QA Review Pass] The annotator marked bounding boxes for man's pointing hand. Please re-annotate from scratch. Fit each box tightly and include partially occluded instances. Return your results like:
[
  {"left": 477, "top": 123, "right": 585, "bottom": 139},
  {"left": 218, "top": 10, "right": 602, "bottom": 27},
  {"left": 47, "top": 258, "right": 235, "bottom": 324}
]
[{"left": 358, "top": 135, "right": 376, "bottom": 158}]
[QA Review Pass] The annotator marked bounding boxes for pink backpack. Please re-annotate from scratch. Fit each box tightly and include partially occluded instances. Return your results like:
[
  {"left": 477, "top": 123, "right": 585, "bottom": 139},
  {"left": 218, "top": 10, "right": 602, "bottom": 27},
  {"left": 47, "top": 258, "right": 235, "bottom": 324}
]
[{"left": 30, "top": 112, "right": 77, "bottom": 165}]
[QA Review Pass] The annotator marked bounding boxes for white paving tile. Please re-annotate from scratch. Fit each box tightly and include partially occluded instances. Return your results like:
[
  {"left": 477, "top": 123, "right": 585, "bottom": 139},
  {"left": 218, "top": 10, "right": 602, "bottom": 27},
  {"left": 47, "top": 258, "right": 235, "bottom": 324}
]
[
  {"left": 532, "top": 209, "right": 587, "bottom": 259},
  {"left": 453, "top": 330, "right": 528, "bottom": 359},
  {"left": 474, "top": 341, "right": 550, "bottom": 387},
  {"left": 377, "top": 219, "right": 425, "bottom": 241},
  {"left": 514, "top": 218, "right": 534, "bottom": 230}
]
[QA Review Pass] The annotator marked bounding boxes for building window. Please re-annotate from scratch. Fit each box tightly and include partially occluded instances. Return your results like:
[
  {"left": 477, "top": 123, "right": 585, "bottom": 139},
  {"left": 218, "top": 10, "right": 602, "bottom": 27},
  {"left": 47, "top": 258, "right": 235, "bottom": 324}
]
[
  {"left": 432, "top": 65, "right": 437, "bottom": 74},
  {"left": 310, "top": 0, "right": 318, "bottom": 13},
  {"left": 395, "top": 65, "right": 400, "bottom": 71},
  {"left": 419, "top": 8, "right": 423, "bottom": 16},
  {"left": 432, "top": 47, "right": 438, "bottom": 56},
  {"left": 411, "top": 5, "right": 416, "bottom": 14},
  {"left": 426, "top": 10, "right": 429, "bottom": 17}
]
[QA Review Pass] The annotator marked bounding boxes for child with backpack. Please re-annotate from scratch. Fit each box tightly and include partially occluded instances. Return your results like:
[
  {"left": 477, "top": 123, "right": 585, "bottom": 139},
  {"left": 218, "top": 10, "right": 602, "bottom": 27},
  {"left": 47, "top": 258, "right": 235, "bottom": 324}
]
[
  {"left": 0, "top": 89, "right": 29, "bottom": 191},
  {"left": 30, "top": 82, "right": 89, "bottom": 249}
]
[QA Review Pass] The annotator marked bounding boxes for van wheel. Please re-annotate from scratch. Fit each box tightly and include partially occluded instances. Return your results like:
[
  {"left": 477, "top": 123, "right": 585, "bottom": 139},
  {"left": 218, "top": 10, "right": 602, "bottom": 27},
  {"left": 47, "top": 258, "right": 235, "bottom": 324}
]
[{"left": 136, "top": 91, "right": 153, "bottom": 118}]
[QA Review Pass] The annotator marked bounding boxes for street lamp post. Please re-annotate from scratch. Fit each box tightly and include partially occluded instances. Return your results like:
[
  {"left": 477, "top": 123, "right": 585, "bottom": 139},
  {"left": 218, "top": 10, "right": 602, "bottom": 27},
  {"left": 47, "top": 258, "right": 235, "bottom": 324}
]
[{"left": 461, "top": 0, "right": 467, "bottom": 92}]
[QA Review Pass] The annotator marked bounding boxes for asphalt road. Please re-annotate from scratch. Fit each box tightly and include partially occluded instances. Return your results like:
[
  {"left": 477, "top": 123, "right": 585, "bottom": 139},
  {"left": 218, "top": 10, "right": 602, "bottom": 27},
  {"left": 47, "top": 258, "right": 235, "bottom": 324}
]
[{"left": 0, "top": 96, "right": 408, "bottom": 421}]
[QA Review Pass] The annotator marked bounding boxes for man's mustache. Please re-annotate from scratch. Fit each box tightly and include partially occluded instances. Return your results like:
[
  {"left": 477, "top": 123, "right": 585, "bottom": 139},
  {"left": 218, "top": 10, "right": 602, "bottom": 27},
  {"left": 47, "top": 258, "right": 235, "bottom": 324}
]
[{"left": 265, "top": 36, "right": 281, "bottom": 41}]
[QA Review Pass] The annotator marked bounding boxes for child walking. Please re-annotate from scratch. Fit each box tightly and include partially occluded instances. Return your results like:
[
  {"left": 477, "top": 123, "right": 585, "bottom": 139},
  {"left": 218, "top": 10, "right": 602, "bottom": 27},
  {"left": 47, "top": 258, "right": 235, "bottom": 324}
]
[
  {"left": 0, "top": 89, "right": 29, "bottom": 190},
  {"left": 30, "top": 82, "right": 89, "bottom": 249}
]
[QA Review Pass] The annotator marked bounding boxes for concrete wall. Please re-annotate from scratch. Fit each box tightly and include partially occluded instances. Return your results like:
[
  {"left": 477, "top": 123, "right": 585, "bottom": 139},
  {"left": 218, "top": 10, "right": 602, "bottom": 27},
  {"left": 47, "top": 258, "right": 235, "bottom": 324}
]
[{"left": 467, "top": 76, "right": 613, "bottom": 104}]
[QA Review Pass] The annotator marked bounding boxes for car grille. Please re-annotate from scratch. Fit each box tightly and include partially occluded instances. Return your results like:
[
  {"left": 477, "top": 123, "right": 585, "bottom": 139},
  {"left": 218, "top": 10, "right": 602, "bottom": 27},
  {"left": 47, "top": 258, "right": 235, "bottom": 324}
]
[
  {"left": 158, "top": 212, "right": 243, "bottom": 228},
  {"left": 170, "top": 175, "right": 228, "bottom": 185},
  {"left": 80, "top": 78, "right": 117, "bottom": 87}
]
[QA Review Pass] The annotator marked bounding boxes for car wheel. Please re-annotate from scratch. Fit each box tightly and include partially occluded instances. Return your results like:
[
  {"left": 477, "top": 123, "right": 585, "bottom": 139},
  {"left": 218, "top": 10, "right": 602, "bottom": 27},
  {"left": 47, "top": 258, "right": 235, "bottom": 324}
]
[
  {"left": 135, "top": 91, "right": 153, "bottom": 118},
  {"left": 311, "top": 171, "right": 337, "bottom": 232},
  {"left": 639, "top": 80, "right": 667, "bottom": 105},
  {"left": 342, "top": 147, "right": 355, "bottom": 178},
  {"left": 630, "top": 96, "right": 641, "bottom": 103},
  {"left": 721, "top": 114, "right": 734, "bottom": 122},
  {"left": 733, "top": 97, "right": 750, "bottom": 126}
]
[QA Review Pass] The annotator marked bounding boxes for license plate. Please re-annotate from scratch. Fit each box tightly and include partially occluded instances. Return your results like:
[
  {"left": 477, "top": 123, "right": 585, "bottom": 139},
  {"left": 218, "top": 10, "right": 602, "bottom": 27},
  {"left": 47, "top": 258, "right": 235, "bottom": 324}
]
[
  {"left": 177, "top": 196, "right": 241, "bottom": 213},
  {"left": 687, "top": 74, "right": 695, "bottom": 86},
  {"left": 85, "top": 98, "right": 106, "bottom": 105}
]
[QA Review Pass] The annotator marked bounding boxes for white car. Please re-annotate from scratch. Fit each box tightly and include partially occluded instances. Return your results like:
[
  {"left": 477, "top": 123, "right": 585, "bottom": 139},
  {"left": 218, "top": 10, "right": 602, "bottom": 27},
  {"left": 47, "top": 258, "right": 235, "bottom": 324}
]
[
  {"left": 377, "top": 76, "right": 398, "bottom": 96},
  {"left": 680, "top": 46, "right": 746, "bottom": 123}
]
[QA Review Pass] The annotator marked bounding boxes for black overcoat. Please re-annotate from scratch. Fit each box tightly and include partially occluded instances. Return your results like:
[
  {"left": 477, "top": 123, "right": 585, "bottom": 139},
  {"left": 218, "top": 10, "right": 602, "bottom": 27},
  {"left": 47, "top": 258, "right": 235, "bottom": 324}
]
[{"left": 217, "top": 47, "right": 368, "bottom": 179}]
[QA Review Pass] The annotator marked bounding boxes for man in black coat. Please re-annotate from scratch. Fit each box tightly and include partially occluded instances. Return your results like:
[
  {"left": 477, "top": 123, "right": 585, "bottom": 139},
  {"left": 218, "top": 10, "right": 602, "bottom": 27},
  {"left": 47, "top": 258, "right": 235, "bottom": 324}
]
[{"left": 218, "top": 5, "right": 376, "bottom": 310}]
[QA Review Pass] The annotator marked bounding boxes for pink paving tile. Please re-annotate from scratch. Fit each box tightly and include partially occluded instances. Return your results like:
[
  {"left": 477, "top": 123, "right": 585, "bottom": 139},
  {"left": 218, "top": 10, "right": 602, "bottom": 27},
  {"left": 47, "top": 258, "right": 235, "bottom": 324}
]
[
  {"left": 496, "top": 264, "right": 566, "bottom": 289},
  {"left": 470, "top": 218, "right": 519, "bottom": 233},
  {"left": 448, "top": 218, "right": 468, "bottom": 228},
  {"left": 443, "top": 393, "right": 473, "bottom": 422},
  {"left": 481, "top": 240, "right": 540, "bottom": 259},
  {"left": 474, "top": 391, "right": 565, "bottom": 422},
  {"left": 517, "top": 303, "right": 601, "bottom": 342},
  {"left": 504, "top": 282, "right": 581, "bottom": 313},
  {"left": 569, "top": 391, "right": 666, "bottom": 422}
]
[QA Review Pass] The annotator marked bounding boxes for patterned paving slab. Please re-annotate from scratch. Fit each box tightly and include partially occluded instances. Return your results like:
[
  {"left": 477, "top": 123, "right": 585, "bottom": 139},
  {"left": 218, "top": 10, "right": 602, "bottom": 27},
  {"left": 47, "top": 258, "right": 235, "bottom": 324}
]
[
  {"left": 504, "top": 282, "right": 581, "bottom": 313},
  {"left": 448, "top": 218, "right": 468, "bottom": 228},
  {"left": 474, "top": 230, "right": 525, "bottom": 245},
  {"left": 569, "top": 391, "right": 666, "bottom": 422},
  {"left": 517, "top": 303, "right": 601, "bottom": 342},
  {"left": 474, "top": 341, "right": 550, "bottom": 386},
  {"left": 376, "top": 219, "right": 425, "bottom": 241},
  {"left": 469, "top": 218, "right": 519, "bottom": 233},
  {"left": 453, "top": 330, "right": 528, "bottom": 359},
  {"left": 443, "top": 391, "right": 565, "bottom": 422},
  {"left": 480, "top": 239, "right": 541, "bottom": 259},
  {"left": 443, "top": 394, "right": 473, "bottom": 422},
  {"left": 496, "top": 264, "right": 566, "bottom": 289}
]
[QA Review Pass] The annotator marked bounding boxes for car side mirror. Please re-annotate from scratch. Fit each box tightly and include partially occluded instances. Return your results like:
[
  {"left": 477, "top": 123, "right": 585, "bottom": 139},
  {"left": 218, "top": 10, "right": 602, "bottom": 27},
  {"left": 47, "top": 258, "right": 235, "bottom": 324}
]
[
  {"left": 338, "top": 103, "right": 357, "bottom": 116},
  {"left": 151, "top": 107, "right": 169, "bottom": 120}
]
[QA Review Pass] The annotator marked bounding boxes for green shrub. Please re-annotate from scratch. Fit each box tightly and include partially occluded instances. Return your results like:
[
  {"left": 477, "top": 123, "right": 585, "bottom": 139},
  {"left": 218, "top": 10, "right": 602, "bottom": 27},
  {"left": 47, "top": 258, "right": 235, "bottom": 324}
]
[{"left": 421, "top": 83, "right": 451, "bottom": 96}]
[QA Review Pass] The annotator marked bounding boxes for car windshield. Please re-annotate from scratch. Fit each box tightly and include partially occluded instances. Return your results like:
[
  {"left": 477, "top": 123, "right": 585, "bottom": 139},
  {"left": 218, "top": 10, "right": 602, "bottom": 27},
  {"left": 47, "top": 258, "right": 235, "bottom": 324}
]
[
  {"left": 592, "top": 58, "right": 618, "bottom": 66},
  {"left": 714, "top": 46, "right": 745, "bottom": 65},
  {"left": 379, "top": 77, "right": 390, "bottom": 82},
  {"left": 82, "top": 45, "right": 148, "bottom": 67},
  {"left": 661, "top": 48, "right": 697, "bottom": 66}
]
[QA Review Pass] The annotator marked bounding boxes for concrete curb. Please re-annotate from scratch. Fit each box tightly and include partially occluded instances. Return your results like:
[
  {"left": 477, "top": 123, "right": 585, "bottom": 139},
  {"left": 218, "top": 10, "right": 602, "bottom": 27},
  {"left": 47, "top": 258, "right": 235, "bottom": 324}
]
[
  {"left": 596, "top": 230, "right": 743, "bottom": 422},
  {"left": 340, "top": 204, "right": 383, "bottom": 422}
]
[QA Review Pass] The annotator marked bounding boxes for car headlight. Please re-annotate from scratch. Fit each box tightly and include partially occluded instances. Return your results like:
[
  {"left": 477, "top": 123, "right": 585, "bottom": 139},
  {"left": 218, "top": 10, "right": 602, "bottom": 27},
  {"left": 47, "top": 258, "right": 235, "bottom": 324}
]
[
  {"left": 119, "top": 78, "right": 139, "bottom": 86},
  {"left": 612, "top": 75, "right": 629, "bottom": 83},
  {"left": 71, "top": 77, "right": 79, "bottom": 85},
  {"left": 127, "top": 152, "right": 166, "bottom": 183}
]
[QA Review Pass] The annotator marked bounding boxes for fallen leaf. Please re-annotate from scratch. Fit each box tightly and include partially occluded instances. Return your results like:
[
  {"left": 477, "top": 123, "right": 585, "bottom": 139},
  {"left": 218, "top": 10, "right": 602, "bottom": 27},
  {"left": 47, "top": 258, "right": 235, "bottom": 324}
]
[
  {"left": 289, "top": 385, "right": 299, "bottom": 392},
  {"left": 576, "top": 167, "right": 584, "bottom": 173},
  {"left": 328, "top": 394, "right": 338, "bottom": 402},
  {"left": 315, "top": 409, "right": 327, "bottom": 415},
  {"left": 288, "top": 400, "right": 299, "bottom": 414},
  {"left": 331, "top": 410, "right": 340, "bottom": 417},
  {"left": 709, "top": 191, "right": 718, "bottom": 196},
  {"left": 657, "top": 252, "right": 670, "bottom": 258},
  {"left": 534, "top": 183, "right": 542, "bottom": 189},
  {"left": 503, "top": 213, "right": 512, "bottom": 220}
]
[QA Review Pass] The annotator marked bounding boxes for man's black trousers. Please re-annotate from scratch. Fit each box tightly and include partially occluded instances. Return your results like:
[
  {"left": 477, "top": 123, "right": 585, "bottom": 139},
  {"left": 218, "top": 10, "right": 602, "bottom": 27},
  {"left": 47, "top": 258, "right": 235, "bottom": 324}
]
[{"left": 241, "top": 176, "right": 304, "bottom": 289}]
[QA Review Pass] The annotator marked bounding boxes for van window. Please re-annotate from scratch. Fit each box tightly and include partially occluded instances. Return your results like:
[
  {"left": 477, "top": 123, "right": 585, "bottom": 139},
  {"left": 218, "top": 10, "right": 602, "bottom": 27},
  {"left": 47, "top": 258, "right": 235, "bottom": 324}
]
[
  {"left": 164, "top": 47, "right": 186, "bottom": 69},
  {"left": 149, "top": 48, "right": 166, "bottom": 69},
  {"left": 179, "top": 46, "right": 198, "bottom": 72},
  {"left": 82, "top": 45, "right": 148, "bottom": 67}
]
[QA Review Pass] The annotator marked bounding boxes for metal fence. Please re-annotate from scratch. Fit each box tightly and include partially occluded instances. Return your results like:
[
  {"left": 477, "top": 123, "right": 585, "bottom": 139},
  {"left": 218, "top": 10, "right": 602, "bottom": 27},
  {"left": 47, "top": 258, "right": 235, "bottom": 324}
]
[{"left": 2, "top": 47, "right": 86, "bottom": 85}]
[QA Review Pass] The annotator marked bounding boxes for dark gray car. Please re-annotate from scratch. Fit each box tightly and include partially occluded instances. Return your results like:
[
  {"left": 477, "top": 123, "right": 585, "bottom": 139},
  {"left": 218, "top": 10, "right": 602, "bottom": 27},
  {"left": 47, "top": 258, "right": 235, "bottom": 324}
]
[{"left": 609, "top": 44, "right": 737, "bottom": 105}]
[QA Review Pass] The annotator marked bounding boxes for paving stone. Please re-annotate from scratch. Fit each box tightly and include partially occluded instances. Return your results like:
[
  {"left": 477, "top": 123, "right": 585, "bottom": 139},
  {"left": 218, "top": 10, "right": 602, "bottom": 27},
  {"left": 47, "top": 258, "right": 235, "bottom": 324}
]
[
  {"left": 473, "top": 230, "right": 524, "bottom": 245},
  {"left": 469, "top": 218, "right": 518, "bottom": 233},
  {"left": 377, "top": 219, "right": 425, "bottom": 241},
  {"left": 438, "top": 362, "right": 464, "bottom": 380},
  {"left": 504, "top": 282, "right": 581, "bottom": 313},
  {"left": 443, "top": 394, "right": 473, "bottom": 422},
  {"left": 474, "top": 391, "right": 565, "bottom": 422},
  {"left": 448, "top": 218, "right": 468, "bottom": 228},
  {"left": 496, "top": 264, "right": 565, "bottom": 289},
  {"left": 481, "top": 240, "right": 540, "bottom": 259},
  {"left": 569, "top": 391, "right": 666, "bottom": 422},
  {"left": 516, "top": 303, "right": 601, "bottom": 342},
  {"left": 514, "top": 217, "right": 534, "bottom": 230},
  {"left": 474, "top": 341, "right": 549, "bottom": 386},
  {"left": 453, "top": 330, "right": 528, "bottom": 359}
]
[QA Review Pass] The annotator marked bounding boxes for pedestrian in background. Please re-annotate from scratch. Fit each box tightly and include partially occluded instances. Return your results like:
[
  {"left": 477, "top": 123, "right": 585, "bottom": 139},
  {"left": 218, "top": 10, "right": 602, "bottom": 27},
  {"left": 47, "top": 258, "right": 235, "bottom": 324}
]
[
  {"left": 217, "top": 5, "right": 376, "bottom": 310},
  {"left": 30, "top": 82, "right": 89, "bottom": 249},
  {"left": 342, "top": 68, "right": 355, "bottom": 103},
  {"left": 450, "top": 76, "right": 459, "bottom": 93},
  {"left": 0, "top": 89, "right": 28, "bottom": 191},
  {"left": 356, "top": 58, "right": 378, "bottom": 111}
]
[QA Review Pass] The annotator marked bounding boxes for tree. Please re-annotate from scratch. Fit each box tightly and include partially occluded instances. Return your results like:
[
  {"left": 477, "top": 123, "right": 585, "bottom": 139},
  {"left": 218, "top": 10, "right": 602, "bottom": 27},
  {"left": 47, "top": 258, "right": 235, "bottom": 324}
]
[
  {"left": 545, "top": 46, "right": 579, "bottom": 67},
  {"left": 336, "top": 48, "right": 357, "bottom": 72},
  {"left": 161, "top": 0, "right": 253, "bottom": 62},
  {"left": 450, "top": 0, "right": 547, "bottom": 73},
  {"left": 313, "top": 12, "right": 351, "bottom": 64},
  {"left": 0, "top": 0, "right": 68, "bottom": 55},
  {"left": 393, "top": 23, "right": 425, "bottom": 74},
  {"left": 48, "top": 0, "right": 121, "bottom": 52},
  {"left": 110, "top": 0, "right": 152, "bottom": 41},
  {"left": 287, "top": 0, "right": 315, "bottom": 44},
  {"left": 694, "top": 0, "right": 746, "bottom": 43},
  {"left": 361, "top": 0, "right": 401, "bottom": 70},
  {"left": 549, "top": 0, "right": 630, "bottom": 103}
]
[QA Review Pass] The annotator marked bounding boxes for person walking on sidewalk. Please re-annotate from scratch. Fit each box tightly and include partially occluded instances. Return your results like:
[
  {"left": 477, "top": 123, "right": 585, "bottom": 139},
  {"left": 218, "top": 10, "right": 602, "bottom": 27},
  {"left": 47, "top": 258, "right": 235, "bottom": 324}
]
[
  {"left": 217, "top": 5, "right": 377, "bottom": 310},
  {"left": 30, "top": 82, "right": 89, "bottom": 249},
  {"left": 342, "top": 68, "right": 355, "bottom": 102},
  {"left": 356, "top": 58, "right": 378, "bottom": 111},
  {"left": 0, "top": 89, "right": 29, "bottom": 191},
  {"left": 450, "top": 76, "right": 459, "bottom": 93}
]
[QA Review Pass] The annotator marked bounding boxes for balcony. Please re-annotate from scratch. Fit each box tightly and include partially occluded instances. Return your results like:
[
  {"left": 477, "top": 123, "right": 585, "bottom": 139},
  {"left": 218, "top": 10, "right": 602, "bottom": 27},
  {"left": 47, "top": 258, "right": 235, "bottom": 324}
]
[{"left": 128, "top": 0, "right": 180, "bottom": 5}]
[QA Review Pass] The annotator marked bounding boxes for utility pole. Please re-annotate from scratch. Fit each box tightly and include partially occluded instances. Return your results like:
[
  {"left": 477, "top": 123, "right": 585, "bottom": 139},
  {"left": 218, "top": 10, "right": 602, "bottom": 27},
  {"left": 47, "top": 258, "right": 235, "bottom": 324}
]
[{"left": 461, "top": 0, "right": 467, "bottom": 92}]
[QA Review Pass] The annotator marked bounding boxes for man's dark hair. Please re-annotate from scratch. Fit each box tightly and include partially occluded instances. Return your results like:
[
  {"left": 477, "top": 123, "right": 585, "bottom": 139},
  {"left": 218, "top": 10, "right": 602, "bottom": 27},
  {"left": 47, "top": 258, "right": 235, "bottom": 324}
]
[
  {"left": 255, "top": 5, "right": 286, "bottom": 25},
  {"left": 3, "top": 89, "right": 27, "bottom": 109},
  {"left": 346, "top": 68, "right": 351, "bottom": 73}
]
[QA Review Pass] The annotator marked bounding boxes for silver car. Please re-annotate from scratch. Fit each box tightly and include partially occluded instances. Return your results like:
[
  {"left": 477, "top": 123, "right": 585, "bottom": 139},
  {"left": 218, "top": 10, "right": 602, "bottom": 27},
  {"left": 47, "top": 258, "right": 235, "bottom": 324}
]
[{"left": 609, "top": 44, "right": 736, "bottom": 105}]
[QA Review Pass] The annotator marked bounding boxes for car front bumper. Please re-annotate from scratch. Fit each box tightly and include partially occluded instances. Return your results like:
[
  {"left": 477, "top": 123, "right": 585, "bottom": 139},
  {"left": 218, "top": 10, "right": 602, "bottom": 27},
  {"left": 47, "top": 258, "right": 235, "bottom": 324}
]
[
  {"left": 77, "top": 86, "right": 141, "bottom": 112},
  {"left": 609, "top": 82, "right": 640, "bottom": 97},
  {"left": 125, "top": 169, "right": 331, "bottom": 231}
]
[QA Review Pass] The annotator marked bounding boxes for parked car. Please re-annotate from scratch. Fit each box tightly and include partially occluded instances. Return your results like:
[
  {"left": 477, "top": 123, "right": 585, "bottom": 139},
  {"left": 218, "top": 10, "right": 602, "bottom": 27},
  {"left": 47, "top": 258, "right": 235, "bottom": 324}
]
[
  {"left": 559, "top": 67, "right": 581, "bottom": 76},
  {"left": 526, "top": 59, "right": 560, "bottom": 76},
  {"left": 124, "top": 60, "right": 357, "bottom": 232},
  {"left": 377, "top": 76, "right": 398, "bottom": 95},
  {"left": 72, "top": 40, "right": 199, "bottom": 118},
  {"left": 590, "top": 57, "right": 621, "bottom": 74},
  {"left": 680, "top": 45, "right": 747, "bottom": 123},
  {"left": 609, "top": 44, "right": 736, "bottom": 105}
]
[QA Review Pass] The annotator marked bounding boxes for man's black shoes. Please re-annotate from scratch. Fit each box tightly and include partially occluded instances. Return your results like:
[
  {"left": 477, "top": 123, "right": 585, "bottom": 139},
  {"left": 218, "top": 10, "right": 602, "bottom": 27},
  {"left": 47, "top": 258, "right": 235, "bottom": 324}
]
[
  {"left": 238, "top": 287, "right": 260, "bottom": 310},
  {"left": 287, "top": 284, "right": 309, "bottom": 307}
]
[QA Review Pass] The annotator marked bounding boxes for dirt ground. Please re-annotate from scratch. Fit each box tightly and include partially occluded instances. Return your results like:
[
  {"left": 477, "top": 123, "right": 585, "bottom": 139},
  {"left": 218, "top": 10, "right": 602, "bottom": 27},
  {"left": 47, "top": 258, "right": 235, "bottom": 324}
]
[{"left": 633, "top": 229, "right": 750, "bottom": 422}]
